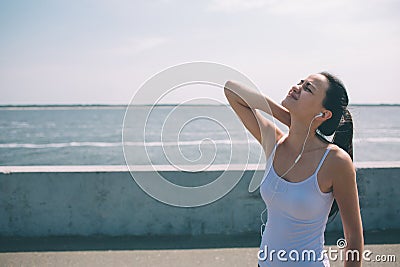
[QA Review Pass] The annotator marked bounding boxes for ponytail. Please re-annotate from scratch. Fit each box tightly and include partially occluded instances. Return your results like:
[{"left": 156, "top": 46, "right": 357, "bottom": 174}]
[
  {"left": 316, "top": 72, "right": 353, "bottom": 224},
  {"left": 326, "top": 108, "right": 354, "bottom": 224},
  {"left": 333, "top": 109, "right": 353, "bottom": 161}
]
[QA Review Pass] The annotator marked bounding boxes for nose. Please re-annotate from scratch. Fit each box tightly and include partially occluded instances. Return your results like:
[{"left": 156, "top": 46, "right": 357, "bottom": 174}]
[{"left": 291, "top": 85, "right": 301, "bottom": 93}]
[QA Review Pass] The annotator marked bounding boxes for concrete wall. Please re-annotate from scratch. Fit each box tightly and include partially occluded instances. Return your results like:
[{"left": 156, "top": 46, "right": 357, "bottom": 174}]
[{"left": 0, "top": 163, "right": 399, "bottom": 237}]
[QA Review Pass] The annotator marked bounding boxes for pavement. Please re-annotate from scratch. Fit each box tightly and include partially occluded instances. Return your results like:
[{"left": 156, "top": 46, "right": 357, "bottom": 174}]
[{"left": 1, "top": 230, "right": 399, "bottom": 267}]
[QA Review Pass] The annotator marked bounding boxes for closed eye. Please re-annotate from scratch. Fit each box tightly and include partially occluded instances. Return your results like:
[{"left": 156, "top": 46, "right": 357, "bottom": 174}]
[
  {"left": 297, "top": 80, "right": 313, "bottom": 94},
  {"left": 305, "top": 82, "right": 314, "bottom": 94}
]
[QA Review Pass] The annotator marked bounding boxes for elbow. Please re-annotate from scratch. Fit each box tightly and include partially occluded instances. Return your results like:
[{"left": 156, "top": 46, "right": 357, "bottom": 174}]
[
  {"left": 347, "top": 236, "right": 364, "bottom": 247},
  {"left": 346, "top": 233, "right": 364, "bottom": 251},
  {"left": 224, "top": 80, "right": 235, "bottom": 95}
]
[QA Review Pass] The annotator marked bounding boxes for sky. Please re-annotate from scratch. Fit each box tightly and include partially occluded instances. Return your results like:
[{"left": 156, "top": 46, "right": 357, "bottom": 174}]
[{"left": 0, "top": 0, "right": 399, "bottom": 105}]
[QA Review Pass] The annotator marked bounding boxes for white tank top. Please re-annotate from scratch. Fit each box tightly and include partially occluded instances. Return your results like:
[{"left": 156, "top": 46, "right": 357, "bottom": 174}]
[{"left": 258, "top": 134, "right": 334, "bottom": 267}]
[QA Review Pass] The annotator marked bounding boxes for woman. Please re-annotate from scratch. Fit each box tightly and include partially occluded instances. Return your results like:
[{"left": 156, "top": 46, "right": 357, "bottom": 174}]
[{"left": 224, "top": 72, "right": 364, "bottom": 266}]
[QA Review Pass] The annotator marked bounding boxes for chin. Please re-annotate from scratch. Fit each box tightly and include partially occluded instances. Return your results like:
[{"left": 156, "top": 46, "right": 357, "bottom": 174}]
[
  {"left": 281, "top": 98, "right": 295, "bottom": 114},
  {"left": 281, "top": 98, "right": 290, "bottom": 109}
]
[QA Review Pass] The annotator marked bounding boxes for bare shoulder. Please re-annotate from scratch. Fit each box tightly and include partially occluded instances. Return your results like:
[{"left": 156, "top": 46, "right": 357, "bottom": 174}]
[
  {"left": 326, "top": 144, "right": 356, "bottom": 181},
  {"left": 327, "top": 144, "right": 354, "bottom": 167}
]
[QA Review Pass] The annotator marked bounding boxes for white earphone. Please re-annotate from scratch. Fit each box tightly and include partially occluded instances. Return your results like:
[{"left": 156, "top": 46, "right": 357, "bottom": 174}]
[{"left": 315, "top": 112, "right": 324, "bottom": 118}]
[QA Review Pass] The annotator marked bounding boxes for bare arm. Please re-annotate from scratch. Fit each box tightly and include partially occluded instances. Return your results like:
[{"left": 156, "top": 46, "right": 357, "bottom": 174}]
[
  {"left": 224, "top": 80, "right": 290, "bottom": 147},
  {"left": 332, "top": 151, "right": 364, "bottom": 267}
]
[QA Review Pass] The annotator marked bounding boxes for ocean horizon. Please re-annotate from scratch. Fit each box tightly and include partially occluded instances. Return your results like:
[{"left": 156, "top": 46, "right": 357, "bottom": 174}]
[{"left": 0, "top": 104, "right": 399, "bottom": 166}]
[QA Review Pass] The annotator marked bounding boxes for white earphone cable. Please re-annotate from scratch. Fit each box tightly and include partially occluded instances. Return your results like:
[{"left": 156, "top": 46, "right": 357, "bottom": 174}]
[{"left": 260, "top": 114, "right": 320, "bottom": 236}]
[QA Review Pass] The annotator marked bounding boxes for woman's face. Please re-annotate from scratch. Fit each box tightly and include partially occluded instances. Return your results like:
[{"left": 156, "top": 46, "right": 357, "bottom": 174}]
[{"left": 281, "top": 73, "right": 330, "bottom": 119}]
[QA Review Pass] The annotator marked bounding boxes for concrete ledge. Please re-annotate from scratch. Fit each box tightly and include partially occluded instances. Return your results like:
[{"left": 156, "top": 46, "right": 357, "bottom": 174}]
[
  {"left": 1, "top": 161, "right": 400, "bottom": 173},
  {"left": 0, "top": 164, "right": 399, "bottom": 237}
]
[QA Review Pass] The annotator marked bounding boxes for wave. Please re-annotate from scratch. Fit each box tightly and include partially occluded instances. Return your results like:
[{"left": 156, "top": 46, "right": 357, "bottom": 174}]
[
  {"left": 0, "top": 140, "right": 259, "bottom": 149},
  {"left": 0, "top": 142, "right": 122, "bottom": 148},
  {"left": 1, "top": 137, "right": 399, "bottom": 149},
  {"left": 354, "top": 137, "right": 400, "bottom": 143}
]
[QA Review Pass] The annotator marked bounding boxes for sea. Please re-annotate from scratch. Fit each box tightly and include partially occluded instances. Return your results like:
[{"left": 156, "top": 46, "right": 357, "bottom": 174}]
[{"left": 0, "top": 105, "right": 399, "bottom": 166}]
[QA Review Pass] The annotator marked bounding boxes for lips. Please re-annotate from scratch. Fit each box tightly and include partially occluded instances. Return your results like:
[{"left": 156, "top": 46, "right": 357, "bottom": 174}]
[{"left": 288, "top": 93, "right": 298, "bottom": 100}]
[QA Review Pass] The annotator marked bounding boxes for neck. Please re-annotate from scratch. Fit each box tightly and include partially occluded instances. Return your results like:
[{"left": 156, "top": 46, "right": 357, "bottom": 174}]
[{"left": 285, "top": 117, "right": 324, "bottom": 153}]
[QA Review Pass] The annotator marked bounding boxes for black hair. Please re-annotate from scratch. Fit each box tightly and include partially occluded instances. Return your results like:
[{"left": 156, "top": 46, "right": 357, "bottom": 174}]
[{"left": 316, "top": 71, "right": 353, "bottom": 224}]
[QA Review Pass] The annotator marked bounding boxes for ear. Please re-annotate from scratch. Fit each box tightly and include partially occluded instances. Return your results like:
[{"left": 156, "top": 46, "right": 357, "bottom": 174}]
[{"left": 322, "top": 110, "right": 333, "bottom": 120}]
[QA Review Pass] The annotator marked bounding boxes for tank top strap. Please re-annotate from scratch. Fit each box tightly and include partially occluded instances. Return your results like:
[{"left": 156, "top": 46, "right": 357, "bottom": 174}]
[
  {"left": 271, "top": 134, "right": 287, "bottom": 154},
  {"left": 265, "top": 134, "right": 287, "bottom": 167},
  {"left": 276, "top": 133, "right": 287, "bottom": 147},
  {"left": 314, "top": 147, "right": 332, "bottom": 175}
]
